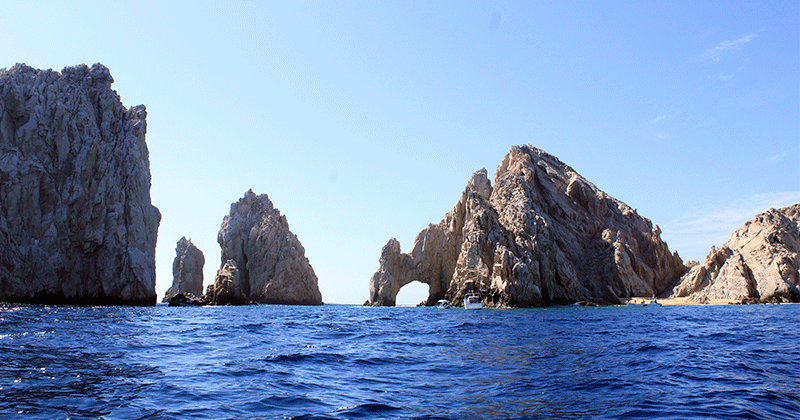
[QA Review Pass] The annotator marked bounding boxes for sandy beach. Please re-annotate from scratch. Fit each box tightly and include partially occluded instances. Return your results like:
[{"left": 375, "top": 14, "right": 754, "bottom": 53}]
[{"left": 626, "top": 297, "right": 740, "bottom": 306}]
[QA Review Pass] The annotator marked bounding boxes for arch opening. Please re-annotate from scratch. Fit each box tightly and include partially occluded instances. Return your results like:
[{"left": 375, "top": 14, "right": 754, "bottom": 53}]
[{"left": 395, "top": 281, "right": 430, "bottom": 307}]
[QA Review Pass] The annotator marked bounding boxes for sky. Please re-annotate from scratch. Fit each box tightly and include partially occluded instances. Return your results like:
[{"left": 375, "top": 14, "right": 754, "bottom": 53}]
[{"left": 1, "top": 1, "right": 797, "bottom": 304}]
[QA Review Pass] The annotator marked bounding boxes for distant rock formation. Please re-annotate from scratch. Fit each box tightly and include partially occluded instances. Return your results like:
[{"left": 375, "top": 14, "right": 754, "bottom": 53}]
[
  {"left": 205, "top": 190, "right": 322, "bottom": 305},
  {"left": 163, "top": 237, "right": 205, "bottom": 302},
  {"left": 369, "top": 145, "right": 684, "bottom": 307},
  {"left": 670, "top": 204, "right": 800, "bottom": 303},
  {"left": 0, "top": 63, "right": 161, "bottom": 305}
]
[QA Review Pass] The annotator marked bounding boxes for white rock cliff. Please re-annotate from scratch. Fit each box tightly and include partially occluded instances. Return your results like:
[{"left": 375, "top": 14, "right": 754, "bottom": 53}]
[
  {"left": 369, "top": 145, "right": 685, "bottom": 307},
  {"left": 670, "top": 204, "right": 800, "bottom": 303},
  {"left": 205, "top": 190, "right": 322, "bottom": 305},
  {"left": 0, "top": 63, "right": 161, "bottom": 305}
]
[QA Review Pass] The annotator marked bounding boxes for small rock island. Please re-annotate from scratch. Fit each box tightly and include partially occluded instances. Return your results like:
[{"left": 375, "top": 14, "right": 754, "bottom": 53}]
[
  {"left": 204, "top": 190, "right": 323, "bottom": 305},
  {"left": 0, "top": 63, "right": 161, "bottom": 305},
  {"left": 163, "top": 237, "right": 205, "bottom": 303}
]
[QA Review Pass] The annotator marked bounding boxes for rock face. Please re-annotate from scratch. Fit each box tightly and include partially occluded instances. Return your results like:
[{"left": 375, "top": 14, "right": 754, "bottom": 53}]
[
  {"left": 205, "top": 190, "right": 322, "bottom": 305},
  {"left": 0, "top": 63, "right": 161, "bottom": 305},
  {"left": 163, "top": 237, "right": 205, "bottom": 302},
  {"left": 369, "top": 145, "right": 684, "bottom": 307},
  {"left": 670, "top": 205, "right": 800, "bottom": 303},
  {"left": 166, "top": 292, "right": 207, "bottom": 307}
]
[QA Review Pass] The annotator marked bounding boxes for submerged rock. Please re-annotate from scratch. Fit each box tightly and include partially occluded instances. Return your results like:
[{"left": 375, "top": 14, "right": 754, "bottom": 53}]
[
  {"left": 670, "top": 204, "right": 800, "bottom": 303},
  {"left": 163, "top": 237, "right": 205, "bottom": 302},
  {"left": 0, "top": 63, "right": 161, "bottom": 305},
  {"left": 369, "top": 145, "right": 684, "bottom": 307},
  {"left": 205, "top": 190, "right": 322, "bottom": 305}
]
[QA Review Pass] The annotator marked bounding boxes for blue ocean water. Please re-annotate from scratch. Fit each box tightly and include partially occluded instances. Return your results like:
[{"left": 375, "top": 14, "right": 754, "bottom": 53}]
[{"left": 0, "top": 303, "right": 798, "bottom": 419}]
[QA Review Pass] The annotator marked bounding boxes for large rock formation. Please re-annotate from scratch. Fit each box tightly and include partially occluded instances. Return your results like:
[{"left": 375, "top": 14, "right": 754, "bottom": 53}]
[
  {"left": 369, "top": 145, "right": 684, "bottom": 307},
  {"left": 163, "top": 237, "right": 205, "bottom": 302},
  {"left": 670, "top": 204, "right": 800, "bottom": 303},
  {"left": 205, "top": 190, "right": 322, "bottom": 305},
  {"left": 0, "top": 63, "right": 161, "bottom": 305}
]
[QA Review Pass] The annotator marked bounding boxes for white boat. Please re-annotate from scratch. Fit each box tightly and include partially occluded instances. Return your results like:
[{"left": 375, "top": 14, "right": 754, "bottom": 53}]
[
  {"left": 435, "top": 299, "right": 451, "bottom": 309},
  {"left": 464, "top": 291, "right": 483, "bottom": 310}
]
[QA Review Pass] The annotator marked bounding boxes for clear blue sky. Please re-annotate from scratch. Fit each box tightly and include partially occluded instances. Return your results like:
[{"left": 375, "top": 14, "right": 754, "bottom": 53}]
[{"left": 2, "top": 1, "right": 798, "bottom": 304}]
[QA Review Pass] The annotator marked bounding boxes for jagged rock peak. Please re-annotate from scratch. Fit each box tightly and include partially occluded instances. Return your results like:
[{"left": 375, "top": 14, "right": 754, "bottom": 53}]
[
  {"left": 0, "top": 63, "right": 161, "bottom": 305},
  {"left": 163, "top": 237, "right": 205, "bottom": 302},
  {"left": 368, "top": 145, "right": 684, "bottom": 307},
  {"left": 206, "top": 190, "right": 322, "bottom": 305},
  {"left": 670, "top": 204, "right": 800, "bottom": 303}
]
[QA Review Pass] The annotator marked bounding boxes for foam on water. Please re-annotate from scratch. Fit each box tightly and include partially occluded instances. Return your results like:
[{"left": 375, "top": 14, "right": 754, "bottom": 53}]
[{"left": 0, "top": 303, "right": 798, "bottom": 419}]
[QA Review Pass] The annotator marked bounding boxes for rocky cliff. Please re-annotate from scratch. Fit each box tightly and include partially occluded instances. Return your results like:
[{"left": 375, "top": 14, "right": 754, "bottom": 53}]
[
  {"left": 163, "top": 237, "right": 205, "bottom": 302},
  {"left": 369, "top": 145, "right": 684, "bottom": 307},
  {"left": 0, "top": 63, "right": 161, "bottom": 305},
  {"left": 670, "top": 204, "right": 800, "bottom": 303},
  {"left": 205, "top": 190, "right": 322, "bottom": 305}
]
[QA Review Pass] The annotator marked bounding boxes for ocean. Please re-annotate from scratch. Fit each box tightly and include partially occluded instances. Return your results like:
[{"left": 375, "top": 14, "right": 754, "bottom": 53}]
[{"left": 1, "top": 303, "right": 798, "bottom": 419}]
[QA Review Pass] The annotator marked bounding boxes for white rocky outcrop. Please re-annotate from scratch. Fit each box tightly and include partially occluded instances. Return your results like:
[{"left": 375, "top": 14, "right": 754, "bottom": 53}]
[
  {"left": 0, "top": 63, "right": 161, "bottom": 305},
  {"left": 163, "top": 237, "right": 205, "bottom": 302},
  {"left": 369, "top": 145, "right": 685, "bottom": 307},
  {"left": 205, "top": 190, "right": 322, "bottom": 305},
  {"left": 670, "top": 204, "right": 800, "bottom": 303}
]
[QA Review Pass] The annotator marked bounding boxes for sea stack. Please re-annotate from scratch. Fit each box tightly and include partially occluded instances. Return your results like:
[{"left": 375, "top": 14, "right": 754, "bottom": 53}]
[
  {"left": 670, "top": 204, "right": 800, "bottom": 303},
  {"left": 163, "top": 237, "right": 205, "bottom": 302},
  {"left": 205, "top": 190, "right": 322, "bottom": 305},
  {"left": 0, "top": 63, "right": 161, "bottom": 305},
  {"left": 369, "top": 145, "right": 684, "bottom": 307}
]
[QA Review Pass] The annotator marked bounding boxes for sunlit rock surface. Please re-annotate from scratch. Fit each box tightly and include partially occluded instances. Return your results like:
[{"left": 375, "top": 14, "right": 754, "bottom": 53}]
[
  {"left": 205, "top": 190, "right": 322, "bottom": 305},
  {"left": 0, "top": 63, "right": 161, "bottom": 305},
  {"left": 671, "top": 204, "right": 800, "bottom": 303},
  {"left": 369, "top": 145, "right": 684, "bottom": 307}
]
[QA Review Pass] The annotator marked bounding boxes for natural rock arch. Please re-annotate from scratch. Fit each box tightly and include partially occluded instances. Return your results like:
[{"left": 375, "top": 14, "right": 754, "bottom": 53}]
[
  {"left": 369, "top": 170, "right": 493, "bottom": 307},
  {"left": 368, "top": 146, "right": 685, "bottom": 308}
]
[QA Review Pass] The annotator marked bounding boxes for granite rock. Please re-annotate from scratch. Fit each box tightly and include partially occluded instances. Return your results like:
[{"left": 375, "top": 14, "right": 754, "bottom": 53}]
[
  {"left": 369, "top": 145, "right": 684, "bottom": 307},
  {"left": 163, "top": 237, "right": 205, "bottom": 302},
  {"left": 0, "top": 63, "right": 161, "bottom": 305},
  {"left": 670, "top": 204, "right": 800, "bottom": 303},
  {"left": 206, "top": 190, "right": 322, "bottom": 305}
]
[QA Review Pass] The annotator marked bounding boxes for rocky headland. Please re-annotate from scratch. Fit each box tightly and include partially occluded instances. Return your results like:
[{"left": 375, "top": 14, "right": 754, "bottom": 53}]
[
  {"left": 369, "top": 145, "right": 685, "bottom": 307},
  {"left": 163, "top": 237, "right": 205, "bottom": 302},
  {"left": 0, "top": 63, "right": 161, "bottom": 305},
  {"left": 205, "top": 190, "right": 322, "bottom": 305},
  {"left": 670, "top": 204, "right": 800, "bottom": 304}
]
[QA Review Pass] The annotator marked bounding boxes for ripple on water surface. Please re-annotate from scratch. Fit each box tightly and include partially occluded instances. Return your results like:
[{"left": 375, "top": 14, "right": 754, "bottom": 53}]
[{"left": 0, "top": 303, "right": 798, "bottom": 419}]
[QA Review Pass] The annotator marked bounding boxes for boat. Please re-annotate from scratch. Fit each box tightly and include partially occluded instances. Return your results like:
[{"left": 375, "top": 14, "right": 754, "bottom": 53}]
[
  {"left": 435, "top": 299, "right": 451, "bottom": 309},
  {"left": 464, "top": 291, "right": 483, "bottom": 310}
]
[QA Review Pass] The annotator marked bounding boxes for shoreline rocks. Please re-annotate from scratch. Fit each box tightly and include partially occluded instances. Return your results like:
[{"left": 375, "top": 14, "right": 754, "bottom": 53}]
[
  {"left": 205, "top": 190, "right": 322, "bottom": 305},
  {"left": 369, "top": 145, "right": 685, "bottom": 307},
  {"left": 0, "top": 63, "right": 161, "bottom": 306},
  {"left": 163, "top": 237, "right": 205, "bottom": 302},
  {"left": 670, "top": 204, "right": 800, "bottom": 303}
]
